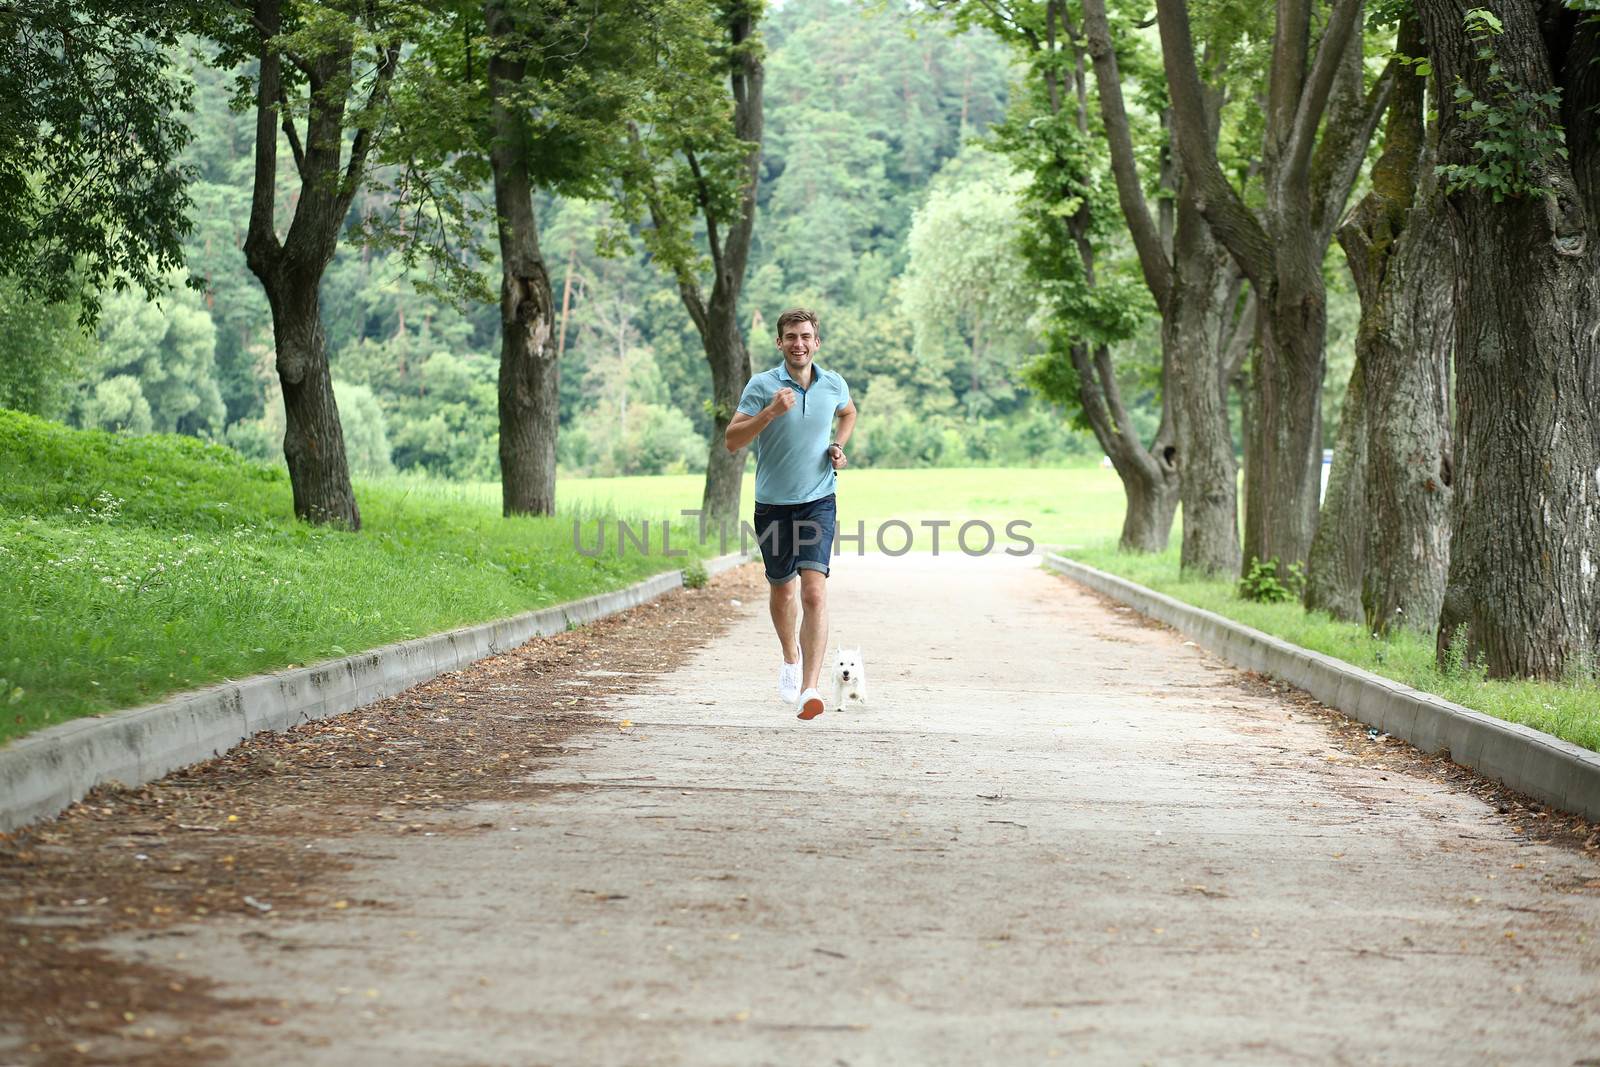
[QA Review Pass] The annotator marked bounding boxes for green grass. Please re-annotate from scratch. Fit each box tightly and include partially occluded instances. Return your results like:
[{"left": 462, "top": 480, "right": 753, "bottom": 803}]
[
  {"left": 1072, "top": 542, "right": 1600, "bottom": 754},
  {"left": 378, "top": 463, "right": 1126, "bottom": 552},
  {"left": 0, "top": 411, "right": 719, "bottom": 745}
]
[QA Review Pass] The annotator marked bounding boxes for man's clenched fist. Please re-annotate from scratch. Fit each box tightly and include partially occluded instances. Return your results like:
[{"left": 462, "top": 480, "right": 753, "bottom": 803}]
[{"left": 766, "top": 387, "right": 797, "bottom": 417}]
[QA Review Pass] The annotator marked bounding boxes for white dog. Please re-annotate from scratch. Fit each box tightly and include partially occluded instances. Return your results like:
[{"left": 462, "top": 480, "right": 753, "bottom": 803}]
[{"left": 831, "top": 645, "right": 868, "bottom": 712}]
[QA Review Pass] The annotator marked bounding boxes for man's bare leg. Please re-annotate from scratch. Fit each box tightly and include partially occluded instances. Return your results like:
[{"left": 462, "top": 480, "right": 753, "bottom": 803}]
[
  {"left": 798, "top": 569, "right": 829, "bottom": 693},
  {"left": 769, "top": 577, "right": 801, "bottom": 664}
]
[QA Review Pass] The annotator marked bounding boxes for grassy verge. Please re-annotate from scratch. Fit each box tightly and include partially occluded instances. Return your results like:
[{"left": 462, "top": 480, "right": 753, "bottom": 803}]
[
  {"left": 0, "top": 412, "right": 716, "bottom": 745},
  {"left": 1072, "top": 542, "right": 1600, "bottom": 754}
]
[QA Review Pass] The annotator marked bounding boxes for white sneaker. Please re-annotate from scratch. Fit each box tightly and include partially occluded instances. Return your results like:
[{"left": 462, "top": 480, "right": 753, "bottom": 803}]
[
  {"left": 796, "top": 687, "right": 825, "bottom": 721},
  {"left": 778, "top": 660, "right": 802, "bottom": 703}
]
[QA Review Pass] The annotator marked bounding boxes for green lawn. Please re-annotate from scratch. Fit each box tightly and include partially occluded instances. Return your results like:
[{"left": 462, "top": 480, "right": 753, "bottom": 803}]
[
  {"left": 376, "top": 464, "right": 1127, "bottom": 552},
  {"left": 0, "top": 413, "right": 718, "bottom": 744}
]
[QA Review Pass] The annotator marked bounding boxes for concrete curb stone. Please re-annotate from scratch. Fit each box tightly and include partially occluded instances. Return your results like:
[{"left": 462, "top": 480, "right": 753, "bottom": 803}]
[
  {"left": 0, "top": 551, "right": 752, "bottom": 832},
  {"left": 1043, "top": 554, "right": 1600, "bottom": 823}
]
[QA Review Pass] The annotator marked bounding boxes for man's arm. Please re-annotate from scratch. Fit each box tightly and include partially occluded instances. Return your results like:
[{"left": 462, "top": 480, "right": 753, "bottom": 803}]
[
  {"left": 725, "top": 387, "right": 796, "bottom": 452},
  {"left": 724, "top": 411, "right": 770, "bottom": 453},
  {"left": 832, "top": 400, "right": 857, "bottom": 448},
  {"left": 827, "top": 400, "right": 857, "bottom": 469}
]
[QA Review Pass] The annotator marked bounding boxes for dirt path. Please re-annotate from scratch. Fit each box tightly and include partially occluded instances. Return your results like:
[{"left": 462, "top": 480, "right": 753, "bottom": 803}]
[{"left": 3, "top": 554, "right": 1598, "bottom": 1065}]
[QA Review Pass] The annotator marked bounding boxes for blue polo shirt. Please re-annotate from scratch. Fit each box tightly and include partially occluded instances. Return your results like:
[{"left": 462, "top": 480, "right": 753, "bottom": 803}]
[{"left": 737, "top": 363, "right": 852, "bottom": 505}]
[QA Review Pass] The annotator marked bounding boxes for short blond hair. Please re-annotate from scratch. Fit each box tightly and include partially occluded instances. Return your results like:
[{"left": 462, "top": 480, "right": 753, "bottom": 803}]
[{"left": 775, "top": 307, "right": 820, "bottom": 340}]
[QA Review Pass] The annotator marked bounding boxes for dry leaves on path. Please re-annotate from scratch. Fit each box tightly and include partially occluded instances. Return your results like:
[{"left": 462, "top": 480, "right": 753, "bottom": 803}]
[{"left": 0, "top": 564, "right": 764, "bottom": 1065}]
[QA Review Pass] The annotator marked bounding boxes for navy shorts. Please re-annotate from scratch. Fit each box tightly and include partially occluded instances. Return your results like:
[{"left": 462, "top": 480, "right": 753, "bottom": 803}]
[{"left": 751, "top": 494, "right": 836, "bottom": 584}]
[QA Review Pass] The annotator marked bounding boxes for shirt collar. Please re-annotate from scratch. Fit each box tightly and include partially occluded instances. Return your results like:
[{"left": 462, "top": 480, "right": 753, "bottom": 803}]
[{"left": 776, "top": 363, "right": 822, "bottom": 386}]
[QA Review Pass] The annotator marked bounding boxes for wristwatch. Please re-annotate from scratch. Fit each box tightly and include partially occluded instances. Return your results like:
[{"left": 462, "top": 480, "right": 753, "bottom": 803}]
[{"left": 829, "top": 441, "right": 844, "bottom": 453}]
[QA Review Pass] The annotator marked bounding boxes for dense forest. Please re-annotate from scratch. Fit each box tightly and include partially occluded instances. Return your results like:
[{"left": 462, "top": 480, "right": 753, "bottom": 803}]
[{"left": 5, "top": 0, "right": 1599, "bottom": 683}]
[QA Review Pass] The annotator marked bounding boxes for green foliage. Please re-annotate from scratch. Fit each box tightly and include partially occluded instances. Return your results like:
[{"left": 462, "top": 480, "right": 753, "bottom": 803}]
[
  {"left": 563, "top": 403, "right": 706, "bottom": 477},
  {"left": 993, "top": 101, "right": 1152, "bottom": 351},
  {"left": 765, "top": 108, "right": 892, "bottom": 304},
  {"left": 682, "top": 557, "right": 709, "bottom": 589},
  {"left": 0, "top": 410, "right": 713, "bottom": 742},
  {"left": 1437, "top": 9, "right": 1568, "bottom": 202},
  {"left": 966, "top": 0, "right": 1161, "bottom": 444},
  {"left": 382, "top": 351, "right": 500, "bottom": 480},
  {"left": 901, "top": 148, "right": 1040, "bottom": 416},
  {"left": 848, "top": 385, "right": 1093, "bottom": 468},
  {"left": 0, "top": 278, "right": 96, "bottom": 418},
  {"left": 617, "top": 0, "right": 765, "bottom": 288},
  {"left": 1440, "top": 623, "right": 1489, "bottom": 683},
  {"left": 1367, "top": 0, "right": 1415, "bottom": 31},
  {"left": 0, "top": 2, "right": 198, "bottom": 322},
  {"left": 758, "top": 0, "right": 1008, "bottom": 291},
  {"left": 1238, "top": 556, "right": 1307, "bottom": 604},
  {"left": 1020, "top": 338, "right": 1081, "bottom": 414},
  {"left": 87, "top": 283, "right": 225, "bottom": 437},
  {"left": 365, "top": 0, "right": 706, "bottom": 308},
  {"left": 332, "top": 381, "right": 395, "bottom": 477}
]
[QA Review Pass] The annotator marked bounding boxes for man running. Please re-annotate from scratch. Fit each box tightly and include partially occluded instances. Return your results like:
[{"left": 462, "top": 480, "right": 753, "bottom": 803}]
[{"left": 724, "top": 308, "right": 856, "bottom": 721}]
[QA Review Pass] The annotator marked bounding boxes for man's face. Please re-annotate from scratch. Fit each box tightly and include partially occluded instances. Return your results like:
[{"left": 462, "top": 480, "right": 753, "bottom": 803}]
[{"left": 777, "top": 320, "right": 819, "bottom": 369}]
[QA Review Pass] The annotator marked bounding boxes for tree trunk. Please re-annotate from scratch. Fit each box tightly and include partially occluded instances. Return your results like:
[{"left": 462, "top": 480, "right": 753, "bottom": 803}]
[
  {"left": 1092, "top": 11, "right": 1237, "bottom": 570},
  {"left": 260, "top": 273, "right": 360, "bottom": 527},
  {"left": 1360, "top": 197, "right": 1453, "bottom": 634},
  {"left": 700, "top": 304, "right": 752, "bottom": 523},
  {"left": 486, "top": 0, "right": 558, "bottom": 517},
  {"left": 242, "top": 0, "right": 397, "bottom": 530},
  {"left": 654, "top": 2, "right": 763, "bottom": 528},
  {"left": 1167, "top": 197, "right": 1240, "bottom": 577},
  {"left": 1241, "top": 275, "right": 1325, "bottom": 572},
  {"left": 1118, "top": 469, "right": 1180, "bottom": 553},
  {"left": 1156, "top": 0, "right": 1388, "bottom": 576},
  {"left": 1419, "top": 0, "right": 1600, "bottom": 679},
  {"left": 1435, "top": 180, "right": 1597, "bottom": 676},
  {"left": 1304, "top": 358, "right": 1365, "bottom": 621},
  {"left": 1326, "top": 16, "right": 1455, "bottom": 635},
  {"left": 1056, "top": 3, "right": 1183, "bottom": 555},
  {"left": 1068, "top": 340, "right": 1179, "bottom": 554}
]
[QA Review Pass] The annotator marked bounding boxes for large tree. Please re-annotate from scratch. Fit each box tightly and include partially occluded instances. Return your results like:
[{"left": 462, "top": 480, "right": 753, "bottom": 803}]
[
  {"left": 627, "top": 0, "right": 766, "bottom": 526},
  {"left": 1416, "top": 0, "right": 1599, "bottom": 679},
  {"left": 1155, "top": 0, "right": 1392, "bottom": 573},
  {"left": 1305, "top": 13, "right": 1455, "bottom": 629},
  {"left": 1081, "top": 0, "right": 1249, "bottom": 575},
  {"left": 477, "top": 0, "right": 665, "bottom": 515},
  {"left": 482, "top": 1, "right": 561, "bottom": 516},
  {"left": 963, "top": 0, "right": 1182, "bottom": 554},
  {"left": 380, "top": 0, "right": 698, "bottom": 515},
  {"left": 205, "top": 0, "right": 408, "bottom": 528}
]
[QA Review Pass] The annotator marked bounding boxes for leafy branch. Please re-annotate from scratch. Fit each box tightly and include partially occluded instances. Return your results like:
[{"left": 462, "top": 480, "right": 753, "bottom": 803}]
[{"left": 1437, "top": 7, "right": 1567, "bottom": 202}]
